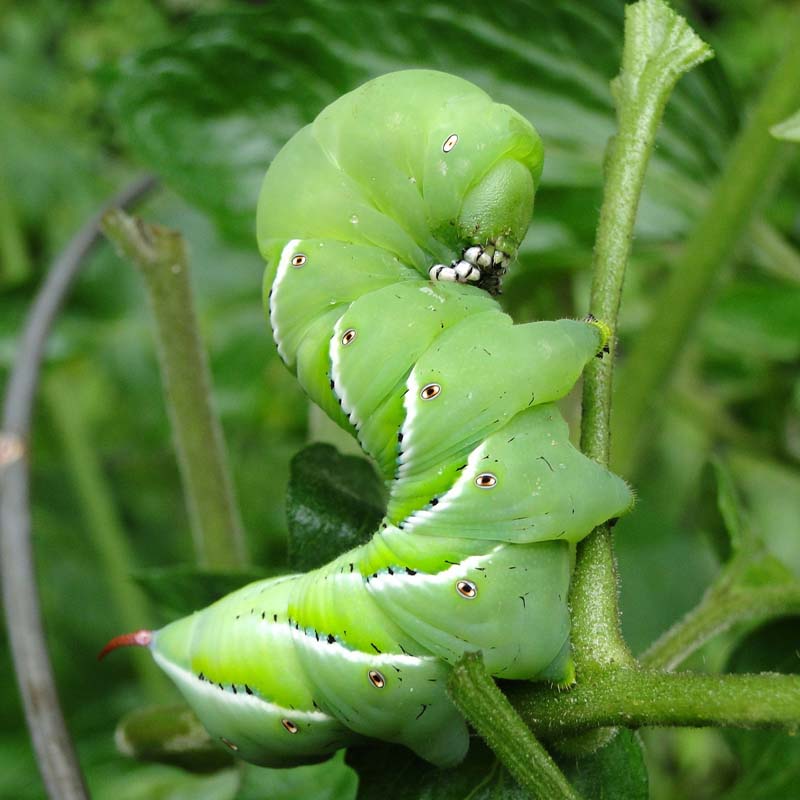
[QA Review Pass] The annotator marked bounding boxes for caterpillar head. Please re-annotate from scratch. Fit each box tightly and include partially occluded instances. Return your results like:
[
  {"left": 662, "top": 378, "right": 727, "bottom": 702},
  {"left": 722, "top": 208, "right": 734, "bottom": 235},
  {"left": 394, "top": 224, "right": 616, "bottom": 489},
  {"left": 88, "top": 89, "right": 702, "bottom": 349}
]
[{"left": 429, "top": 102, "right": 544, "bottom": 295}]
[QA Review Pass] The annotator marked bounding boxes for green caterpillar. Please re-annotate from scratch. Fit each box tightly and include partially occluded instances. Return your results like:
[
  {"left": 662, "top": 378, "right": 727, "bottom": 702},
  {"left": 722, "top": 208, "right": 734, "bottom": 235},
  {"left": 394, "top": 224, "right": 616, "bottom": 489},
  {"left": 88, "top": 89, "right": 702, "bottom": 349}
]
[{"left": 103, "top": 70, "right": 633, "bottom": 768}]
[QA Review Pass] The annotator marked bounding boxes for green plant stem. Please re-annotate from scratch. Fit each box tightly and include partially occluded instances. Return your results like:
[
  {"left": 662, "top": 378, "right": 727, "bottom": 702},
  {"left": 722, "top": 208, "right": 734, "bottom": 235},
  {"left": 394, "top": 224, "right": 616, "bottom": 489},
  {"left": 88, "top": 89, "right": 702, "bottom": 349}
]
[
  {"left": 42, "top": 371, "right": 169, "bottom": 698},
  {"left": 641, "top": 572, "right": 800, "bottom": 672},
  {"left": 508, "top": 669, "right": 800, "bottom": 737},
  {"left": 571, "top": 0, "right": 712, "bottom": 670},
  {"left": 613, "top": 21, "right": 800, "bottom": 476},
  {"left": 448, "top": 653, "right": 582, "bottom": 800},
  {"left": 101, "top": 210, "right": 247, "bottom": 569}
]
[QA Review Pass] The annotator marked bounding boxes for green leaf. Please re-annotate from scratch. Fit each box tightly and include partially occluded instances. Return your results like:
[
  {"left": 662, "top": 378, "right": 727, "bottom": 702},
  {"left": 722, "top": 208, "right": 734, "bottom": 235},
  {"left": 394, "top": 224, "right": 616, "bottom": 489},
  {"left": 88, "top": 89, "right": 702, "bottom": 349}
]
[
  {"left": 115, "top": 704, "right": 234, "bottom": 774},
  {"left": 286, "top": 444, "right": 385, "bottom": 572},
  {"left": 721, "top": 618, "right": 800, "bottom": 800},
  {"left": 347, "top": 740, "right": 526, "bottom": 800},
  {"left": 729, "top": 450, "right": 800, "bottom": 579},
  {"left": 111, "top": 1, "right": 732, "bottom": 252},
  {"left": 770, "top": 109, "right": 800, "bottom": 142},
  {"left": 696, "top": 456, "right": 751, "bottom": 560},
  {"left": 132, "top": 564, "right": 278, "bottom": 619},
  {"left": 237, "top": 753, "right": 357, "bottom": 800},
  {"left": 558, "top": 729, "right": 649, "bottom": 800},
  {"left": 94, "top": 765, "right": 240, "bottom": 800},
  {"left": 702, "top": 280, "right": 800, "bottom": 362}
]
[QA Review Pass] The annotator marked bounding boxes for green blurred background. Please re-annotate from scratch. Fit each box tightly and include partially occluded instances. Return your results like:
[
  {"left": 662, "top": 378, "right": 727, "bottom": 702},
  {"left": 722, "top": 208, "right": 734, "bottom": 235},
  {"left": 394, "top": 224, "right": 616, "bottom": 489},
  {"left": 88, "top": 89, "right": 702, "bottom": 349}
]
[{"left": 1, "top": 0, "right": 799, "bottom": 797}]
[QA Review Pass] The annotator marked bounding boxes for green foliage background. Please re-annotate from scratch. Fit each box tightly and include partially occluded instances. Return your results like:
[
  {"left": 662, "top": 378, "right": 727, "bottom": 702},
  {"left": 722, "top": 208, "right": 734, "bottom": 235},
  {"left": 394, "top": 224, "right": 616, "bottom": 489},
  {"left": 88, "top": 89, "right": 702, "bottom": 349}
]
[{"left": 1, "top": 0, "right": 799, "bottom": 797}]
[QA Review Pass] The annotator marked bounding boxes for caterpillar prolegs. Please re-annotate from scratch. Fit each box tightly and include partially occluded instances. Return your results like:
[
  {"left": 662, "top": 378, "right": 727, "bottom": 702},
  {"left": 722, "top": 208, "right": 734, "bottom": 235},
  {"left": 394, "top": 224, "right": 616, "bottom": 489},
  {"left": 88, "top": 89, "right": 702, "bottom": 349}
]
[{"left": 104, "top": 70, "right": 633, "bottom": 768}]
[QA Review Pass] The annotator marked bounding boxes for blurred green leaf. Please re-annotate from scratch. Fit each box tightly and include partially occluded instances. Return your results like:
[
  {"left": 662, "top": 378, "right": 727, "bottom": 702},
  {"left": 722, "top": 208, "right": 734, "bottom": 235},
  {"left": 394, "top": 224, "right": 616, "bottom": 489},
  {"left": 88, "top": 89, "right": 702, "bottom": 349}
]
[
  {"left": 347, "top": 740, "right": 526, "bottom": 799},
  {"left": 702, "top": 280, "right": 800, "bottom": 362},
  {"left": 559, "top": 729, "right": 649, "bottom": 800},
  {"left": 287, "top": 444, "right": 385, "bottom": 572},
  {"left": 721, "top": 618, "right": 800, "bottom": 800},
  {"left": 237, "top": 753, "right": 357, "bottom": 800},
  {"left": 93, "top": 764, "right": 240, "bottom": 800},
  {"left": 729, "top": 451, "right": 800, "bottom": 579},
  {"left": 132, "top": 565, "right": 278, "bottom": 619},
  {"left": 115, "top": 704, "right": 234, "bottom": 773},
  {"left": 111, "top": 1, "right": 733, "bottom": 251},
  {"left": 770, "top": 109, "right": 800, "bottom": 142}
]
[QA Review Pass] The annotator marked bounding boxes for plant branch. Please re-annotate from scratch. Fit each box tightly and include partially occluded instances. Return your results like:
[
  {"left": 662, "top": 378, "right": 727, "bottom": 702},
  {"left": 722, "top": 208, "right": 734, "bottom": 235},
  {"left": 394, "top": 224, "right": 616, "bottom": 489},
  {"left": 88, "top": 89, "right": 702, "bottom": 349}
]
[
  {"left": 0, "top": 175, "right": 156, "bottom": 800},
  {"left": 571, "top": 0, "right": 712, "bottom": 670},
  {"left": 613, "top": 20, "right": 800, "bottom": 476},
  {"left": 449, "top": 653, "right": 582, "bottom": 800},
  {"left": 102, "top": 210, "right": 247, "bottom": 569},
  {"left": 508, "top": 669, "right": 800, "bottom": 737},
  {"left": 641, "top": 568, "right": 800, "bottom": 672}
]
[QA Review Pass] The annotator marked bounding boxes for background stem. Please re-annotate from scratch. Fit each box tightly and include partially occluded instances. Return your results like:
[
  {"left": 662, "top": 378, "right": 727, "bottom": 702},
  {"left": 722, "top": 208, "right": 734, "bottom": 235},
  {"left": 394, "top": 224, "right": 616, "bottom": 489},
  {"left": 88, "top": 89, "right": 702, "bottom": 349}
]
[
  {"left": 612, "top": 21, "right": 800, "bottom": 476},
  {"left": 641, "top": 574, "right": 800, "bottom": 671},
  {"left": 101, "top": 210, "right": 247, "bottom": 569},
  {"left": 43, "top": 371, "right": 168, "bottom": 698}
]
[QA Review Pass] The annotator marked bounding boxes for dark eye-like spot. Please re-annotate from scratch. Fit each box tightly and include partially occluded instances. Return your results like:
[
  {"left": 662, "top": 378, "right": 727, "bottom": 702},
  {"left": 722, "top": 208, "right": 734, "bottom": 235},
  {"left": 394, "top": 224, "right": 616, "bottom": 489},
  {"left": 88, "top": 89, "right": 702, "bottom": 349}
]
[
  {"left": 281, "top": 718, "right": 299, "bottom": 734},
  {"left": 442, "top": 133, "right": 458, "bottom": 153},
  {"left": 291, "top": 253, "right": 307, "bottom": 268},
  {"left": 368, "top": 669, "right": 386, "bottom": 688},
  {"left": 341, "top": 328, "right": 357, "bottom": 346},
  {"left": 420, "top": 383, "right": 441, "bottom": 400},
  {"left": 475, "top": 473, "right": 497, "bottom": 489},
  {"left": 220, "top": 737, "right": 239, "bottom": 751},
  {"left": 456, "top": 579, "right": 478, "bottom": 599}
]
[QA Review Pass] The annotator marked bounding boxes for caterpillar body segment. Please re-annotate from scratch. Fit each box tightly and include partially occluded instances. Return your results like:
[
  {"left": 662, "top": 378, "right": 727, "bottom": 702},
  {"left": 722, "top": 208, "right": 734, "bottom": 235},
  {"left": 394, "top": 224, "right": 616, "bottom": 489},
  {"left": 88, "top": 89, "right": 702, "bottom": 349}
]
[{"left": 113, "top": 70, "right": 634, "bottom": 767}]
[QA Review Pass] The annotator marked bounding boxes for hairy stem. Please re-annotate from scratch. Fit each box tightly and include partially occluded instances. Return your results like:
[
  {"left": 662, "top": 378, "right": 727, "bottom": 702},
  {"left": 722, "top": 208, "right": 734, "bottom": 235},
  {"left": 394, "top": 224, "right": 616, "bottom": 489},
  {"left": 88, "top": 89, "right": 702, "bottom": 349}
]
[
  {"left": 572, "top": 0, "right": 712, "bottom": 669},
  {"left": 613, "top": 20, "right": 800, "bottom": 476},
  {"left": 101, "top": 210, "right": 247, "bottom": 569},
  {"left": 449, "top": 653, "right": 582, "bottom": 800},
  {"left": 509, "top": 669, "right": 800, "bottom": 736}
]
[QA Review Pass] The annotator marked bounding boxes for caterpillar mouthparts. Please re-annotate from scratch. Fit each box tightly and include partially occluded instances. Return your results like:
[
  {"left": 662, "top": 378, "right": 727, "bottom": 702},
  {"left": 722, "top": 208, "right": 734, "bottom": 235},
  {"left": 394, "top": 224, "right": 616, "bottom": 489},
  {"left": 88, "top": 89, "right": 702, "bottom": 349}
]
[{"left": 428, "top": 242, "right": 514, "bottom": 295}]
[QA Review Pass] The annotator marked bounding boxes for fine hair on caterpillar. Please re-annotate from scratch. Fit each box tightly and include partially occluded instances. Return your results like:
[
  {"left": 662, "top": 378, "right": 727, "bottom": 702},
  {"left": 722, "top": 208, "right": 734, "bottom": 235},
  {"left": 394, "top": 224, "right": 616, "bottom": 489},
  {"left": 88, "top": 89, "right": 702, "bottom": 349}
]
[{"left": 102, "top": 69, "right": 633, "bottom": 768}]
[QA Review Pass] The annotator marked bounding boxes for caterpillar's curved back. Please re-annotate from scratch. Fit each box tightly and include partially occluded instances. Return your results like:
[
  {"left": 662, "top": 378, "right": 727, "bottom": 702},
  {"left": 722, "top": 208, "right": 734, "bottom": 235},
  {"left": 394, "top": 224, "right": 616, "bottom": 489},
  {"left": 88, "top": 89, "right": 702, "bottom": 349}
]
[{"left": 104, "top": 70, "right": 633, "bottom": 769}]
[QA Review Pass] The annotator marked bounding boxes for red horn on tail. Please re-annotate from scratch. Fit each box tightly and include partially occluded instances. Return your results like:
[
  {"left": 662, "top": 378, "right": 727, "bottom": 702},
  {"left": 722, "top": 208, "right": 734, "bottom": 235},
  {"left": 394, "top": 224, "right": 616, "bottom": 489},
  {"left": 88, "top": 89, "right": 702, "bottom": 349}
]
[{"left": 98, "top": 629, "right": 153, "bottom": 661}]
